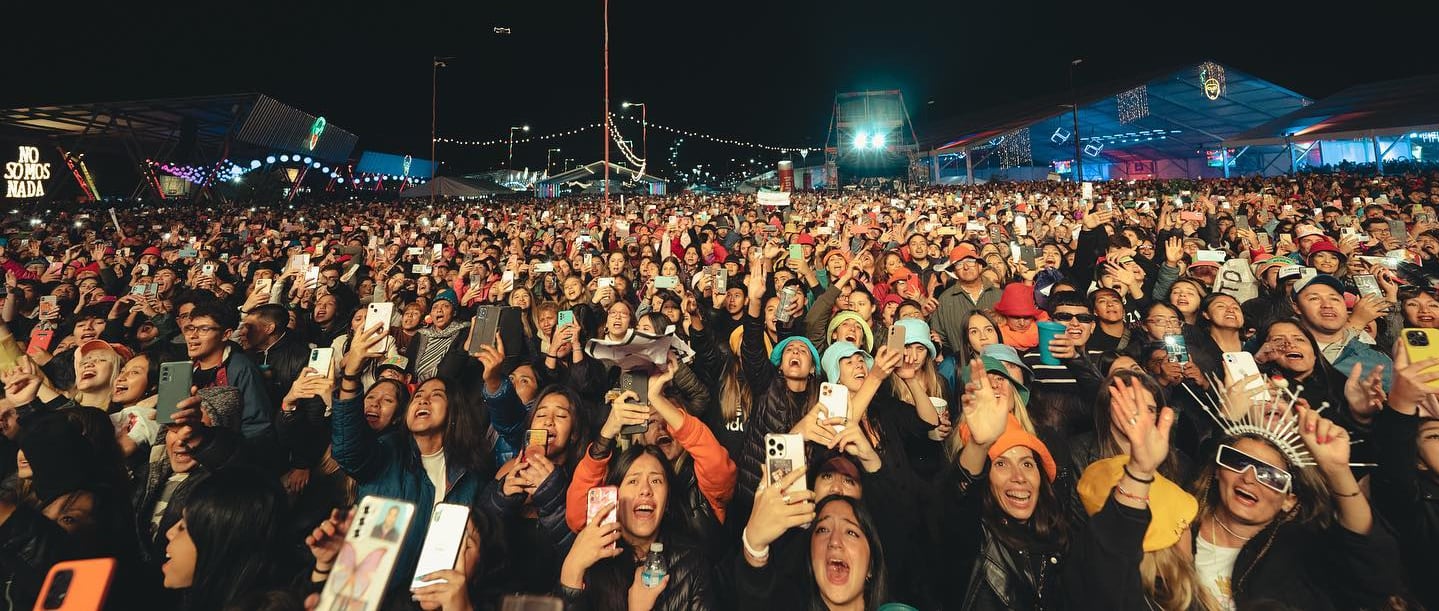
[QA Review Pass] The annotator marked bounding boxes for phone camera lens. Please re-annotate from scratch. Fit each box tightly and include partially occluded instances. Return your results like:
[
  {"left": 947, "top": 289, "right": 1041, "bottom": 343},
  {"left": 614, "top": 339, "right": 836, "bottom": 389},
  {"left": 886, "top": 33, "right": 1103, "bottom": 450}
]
[{"left": 1409, "top": 330, "right": 1429, "bottom": 346}]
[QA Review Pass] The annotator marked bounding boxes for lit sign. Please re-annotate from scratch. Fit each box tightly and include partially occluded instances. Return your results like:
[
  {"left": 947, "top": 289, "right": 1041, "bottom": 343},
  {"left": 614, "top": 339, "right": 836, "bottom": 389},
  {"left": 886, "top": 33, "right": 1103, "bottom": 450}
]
[
  {"left": 1203, "top": 78, "right": 1221, "bottom": 100},
  {"left": 307, "top": 116, "right": 327, "bottom": 151},
  {"left": 4, "top": 146, "right": 51, "bottom": 198},
  {"left": 402, "top": 155, "right": 413, "bottom": 177}
]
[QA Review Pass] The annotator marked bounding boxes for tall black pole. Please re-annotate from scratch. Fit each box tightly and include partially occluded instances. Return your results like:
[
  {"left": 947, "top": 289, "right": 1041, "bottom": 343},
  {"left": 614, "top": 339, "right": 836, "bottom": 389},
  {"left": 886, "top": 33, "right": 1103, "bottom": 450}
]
[{"left": 1070, "top": 59, "right": 1083, "bottom": 183}]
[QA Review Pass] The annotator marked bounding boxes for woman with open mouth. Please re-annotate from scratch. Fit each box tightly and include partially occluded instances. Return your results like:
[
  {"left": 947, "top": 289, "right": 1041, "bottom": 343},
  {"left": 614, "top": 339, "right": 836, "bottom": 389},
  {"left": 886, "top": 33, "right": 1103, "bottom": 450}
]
[
  {"left": 1187, "top": 406, "right": 1403, "bottom": 609},
  {"left": 935, "top": 358, "right": 1069, "bottom": 611},
  {"left": 1250, "top": 318, "right": 1363, "bottom": 441},
  {"left": 735, "top": 491, "right": 893, "bottom": 611},
  {"left": 560, "top": 445, "right": 714, "bottom": 610}
]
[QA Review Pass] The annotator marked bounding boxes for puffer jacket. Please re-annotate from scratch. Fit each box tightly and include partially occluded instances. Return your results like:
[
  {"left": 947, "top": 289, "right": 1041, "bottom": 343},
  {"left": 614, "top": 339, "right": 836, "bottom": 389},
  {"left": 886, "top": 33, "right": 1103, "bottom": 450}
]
[
  {"left": 478, "top": 458, "right": 575, "bottom": 595},
  {"left": 736, "top": 315, "right": 816, "bottom": 506},
  {"left": 557, "top": 537, "right": 715, "bottom": 611}
]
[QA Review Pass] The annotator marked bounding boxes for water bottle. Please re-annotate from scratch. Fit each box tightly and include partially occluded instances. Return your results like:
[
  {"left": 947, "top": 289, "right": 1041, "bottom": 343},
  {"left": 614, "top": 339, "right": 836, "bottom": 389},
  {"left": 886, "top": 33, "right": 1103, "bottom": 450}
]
[{"left": 641, "top": 542, "right": 667, "bottom": 587}]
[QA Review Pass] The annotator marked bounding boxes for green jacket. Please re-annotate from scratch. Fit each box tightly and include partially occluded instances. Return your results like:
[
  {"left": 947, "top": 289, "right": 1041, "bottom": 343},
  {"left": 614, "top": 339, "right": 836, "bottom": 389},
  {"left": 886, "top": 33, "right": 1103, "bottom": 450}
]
[{"left": 929, "top": 282, "right": 1002, "bottom": 357}]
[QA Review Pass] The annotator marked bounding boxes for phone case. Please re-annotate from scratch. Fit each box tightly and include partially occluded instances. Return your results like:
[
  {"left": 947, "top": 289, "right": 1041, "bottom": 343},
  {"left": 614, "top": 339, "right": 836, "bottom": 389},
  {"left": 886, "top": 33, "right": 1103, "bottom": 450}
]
[
  {"left": 469, "top": 306, "right": 501, "bottom": 353},
  {"left": 764, "top": 433, "right": 807, "bottom": 495},
  {"left": 887, "top": 325, "right": 906, "bottom": 354},
  {"left": 1163, "top": 334, "right": 1189, "bottom": 363},
  {"left": 1221, "top": 352, "right": 1271, "bottom": 403},
  {"left": 27, "top": 329, "right": 55, "bottom": 356},
  {"left": 155, "top": 361, "right": 193, "bottom": 425},
  {"left": 34, "top": 557, "right": 115, "bottom": 611},
  {"left": 310, "top": 348, "right": 335, "bottom": 378},
  {"left": 586, "top": 486, "right": 619, "bottom": 528},
  {"left": 1403, "top": 328, "right": 1439, "bottom": 375},
  {"left": 556, "top": 310, "right": 575, "bottom": 328},
  {"left": 317, "top": 496, "right": 416, "bottom": 611},
  {"left": 819, "top": 382, "right": 850, "bottom": 432},
  {"left": 410, "top": 503, "right": 470, "bottom": 589}
]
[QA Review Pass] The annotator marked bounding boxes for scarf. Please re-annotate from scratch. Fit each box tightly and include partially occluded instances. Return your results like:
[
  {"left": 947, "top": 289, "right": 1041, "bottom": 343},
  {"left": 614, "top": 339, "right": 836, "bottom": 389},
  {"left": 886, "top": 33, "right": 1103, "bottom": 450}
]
[
  {"left": 1002, "top": 322, "right": 1040, "bottom": 352},
  {"left": 414, "top": 322, "right": 469, "bottom": 382}
]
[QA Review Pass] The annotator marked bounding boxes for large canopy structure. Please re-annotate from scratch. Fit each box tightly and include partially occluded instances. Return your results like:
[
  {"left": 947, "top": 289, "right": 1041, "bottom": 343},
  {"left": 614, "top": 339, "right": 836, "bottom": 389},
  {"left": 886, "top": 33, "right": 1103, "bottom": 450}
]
[
  {"left": 921, "top": 61, "right": 1312, "bottom": 182},
  {"left": 398, "top": 176, "right": 508, "bottom": 199},
  {"left": 534, "top": 161, "right": 666, "bottom": 198},
  {"left": 0, "top": 93, "right": 358, "bottom": 200},
  {"left": 1223, "top": 74, "right": 1439, "bottom": 173}
]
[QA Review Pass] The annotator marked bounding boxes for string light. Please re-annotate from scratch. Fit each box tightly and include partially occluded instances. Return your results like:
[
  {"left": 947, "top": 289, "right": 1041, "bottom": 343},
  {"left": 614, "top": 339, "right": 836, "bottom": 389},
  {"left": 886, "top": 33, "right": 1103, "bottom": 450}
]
[
  {"left": 1199, "top": 62, "right": 1226, "bottom": 101},
  {"left": 1117, "top": 85, "right": 1149, "bottom": 124},
  {"left": 997, "top": 127, "right": 1032, "bottom": 168},
  {"left": 610, "top": 114, "right": 805, "bottom": 153},
  {"left": 434, "top": 123, "right": 603, "bottom": 146}
]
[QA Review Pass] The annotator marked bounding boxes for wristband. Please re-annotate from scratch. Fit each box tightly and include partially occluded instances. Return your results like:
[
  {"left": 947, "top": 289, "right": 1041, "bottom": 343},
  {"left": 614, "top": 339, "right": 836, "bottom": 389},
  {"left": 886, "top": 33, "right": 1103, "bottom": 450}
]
[
  {"left": 1114, "top": 483, "right": 1149, "bottom": 503},
  {"left": 1333, "top": 489, "right": 1362, "bottom": 498},
  {"left": 339, "top": 372, "right": 363, "bottom": 383},
  {"left": 313, "top": 565, "right": 332, "bottom": 575},
  {"left": 741, "top": 529, "right": 770, "bottom": 560},
  {"left": 1122, "top": 464, "right": 1155, "bottom": 484}
]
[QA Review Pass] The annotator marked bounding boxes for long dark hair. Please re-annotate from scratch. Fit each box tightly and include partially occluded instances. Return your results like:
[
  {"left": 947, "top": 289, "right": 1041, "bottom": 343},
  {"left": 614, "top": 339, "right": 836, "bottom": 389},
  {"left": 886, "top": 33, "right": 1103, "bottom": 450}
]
[
  {"left": 980, "top": 449, "right": 1069, "bottom": 551},
  {"left": 583, "top": 445, "right": 684, "bottom": 610},
  {"left": 806, "top": 496, "right": 890, "bottom": 611},
  {"left": 1091, "top": 370, "right": 1183, "bottom": 480},
  {"left": 527, "top": 384, "right": 587, "bottom": 468},
  {"left": 404, "top": 376, "right": 491, "bottom": 475},
  {"left": 177, "top": 468, "right": 285, "bottom": 611}
]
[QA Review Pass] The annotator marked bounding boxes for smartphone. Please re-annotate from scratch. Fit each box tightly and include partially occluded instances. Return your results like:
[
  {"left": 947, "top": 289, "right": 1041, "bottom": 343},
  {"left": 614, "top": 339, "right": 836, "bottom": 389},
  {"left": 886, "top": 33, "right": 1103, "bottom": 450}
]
[
  {"left": 1020, "top": 246, "right": 1040, "bottom": 268},
  {"left": 156, "top": 361, "right": 194, "bottom": 425},
  {"left": 1222, "top": 352, "right": 1271, "bottom": 403},
  {"left": 315, "top": 496, "right": 416, "bottom": 611},
  {"left": 1403, "top": 328, "right": 1439, "bottom": 375},
  {"left": 818, "top": 382, "right": 850, "bottom": 433},
  {"left": 201, "top": 263, "right": 217, "bottom": 276},
  {"left": 533, "top": 262, "right": 554, "bottom": 273},
  {"left": 583, "top": 253, "right": 593, "bottom": 269},
  {"left": 309, "top": 347, "right": 335, "bottom": 378},
  {"left": 501, "top": 270, "right": 515, "bottom": 286},
  {"left": 254, "top": 277, "right": 274, "bottom": 296},
  {"left": 617, "top": 371, "right": 651, "bottom": 435},
  {"left": 410, "top": 503, "right": 470, "bottom": 589},
  {"left": 39, "top": 296, "right": 59, "bottom": 320},
  {"left": 1235, "top": 215, "right": 1251, "bottom": 230},
  {"left": 524, "top": 429, "right": 549, "bottom": 455},
  {"left": 469, "top": 306, "right": 502, "bottom": 352},
  {"left": 714, "top": 269, "right": 728, "bottom": 293},
  {"left": 586, "top": 487, "right": 619, "bottom": 550},
  {"left": 1163, "top": 334, "right": 1189, "bottom": 364},
  {"left": 27, "top": 328, "right": 55, "bottom": 356},
  {"left": 886, "top": 324, "right": 906, "bottom": 355},
  {"left": 303, "top": 266, "right": 320, "bottom": 288},
  {"left": 1353, "top": 274, "right": 1382, "bottom": 299},
  {"left": 789, "top": 243, "right": 803, "bottom": 260},
  {"left": 406, "top": 247, "right": 423, "bottom": 257},
  {"left": 177, "top": 248, "right": 198, "bottom": 259},
  {"left": 654, "top": 276, "right": 678, "bottom": 290},
  {"left": 764, "top": 433, "right": 807, "bottom": 495},
  {"left": 35, "top": 558, "right": 116, "bottom": 611},
  {"left": 556, "top": 309, "right": 575, "bottom": 329},
  {"left": 597, "top": 277, "right": 615, "bottom": 289},
  {"left": 129, "top": 284, "right": 148, "bottom": 296},
  {"left": 1389, "top": 219, "right": 1410, "bottom": 245}
]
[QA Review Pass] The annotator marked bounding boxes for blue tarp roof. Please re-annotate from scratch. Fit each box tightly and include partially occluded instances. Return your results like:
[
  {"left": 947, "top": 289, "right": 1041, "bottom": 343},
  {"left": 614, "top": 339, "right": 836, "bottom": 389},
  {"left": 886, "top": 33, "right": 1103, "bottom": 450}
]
[
  {"left": 920, "top": 61, "right": 1311, "bottom": 166},
  {"left": 1225, "top": 74, "right": 1439, "bottom": 147}
]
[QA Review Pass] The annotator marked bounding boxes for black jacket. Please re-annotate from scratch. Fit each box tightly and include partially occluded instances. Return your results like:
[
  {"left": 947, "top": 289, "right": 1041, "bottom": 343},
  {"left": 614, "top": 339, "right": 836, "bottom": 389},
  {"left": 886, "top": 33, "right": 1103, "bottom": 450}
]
[
  {"left": 1372, "top": 408, "right": 1439, "bottom": 610},
  {"left": 558, "top": 537, "right": 714, "bottom": 611},
  {"left": 1187, "top": 505, "right": 1406, "bottom": 610},
  {"left": 1062, "top": 496, "right": 1175, "bottom": 611}
]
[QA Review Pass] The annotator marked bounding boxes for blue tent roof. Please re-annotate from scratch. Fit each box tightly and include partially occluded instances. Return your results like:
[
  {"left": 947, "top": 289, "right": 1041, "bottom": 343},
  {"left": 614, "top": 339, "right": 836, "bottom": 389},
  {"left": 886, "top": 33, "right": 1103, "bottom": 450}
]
[
  {"left": 1225, "top": 74, "right": 1439, "bottom": 147},
  {"left": 920, "top": 61, "right": 1311, "bottom": 167}
]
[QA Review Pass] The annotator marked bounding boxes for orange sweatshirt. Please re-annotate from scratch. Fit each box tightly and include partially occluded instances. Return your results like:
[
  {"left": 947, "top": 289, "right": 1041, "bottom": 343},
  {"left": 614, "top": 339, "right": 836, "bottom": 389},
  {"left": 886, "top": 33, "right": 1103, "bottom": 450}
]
[{"left": 564, "top": 409, "right": 737, "bottom": 533}]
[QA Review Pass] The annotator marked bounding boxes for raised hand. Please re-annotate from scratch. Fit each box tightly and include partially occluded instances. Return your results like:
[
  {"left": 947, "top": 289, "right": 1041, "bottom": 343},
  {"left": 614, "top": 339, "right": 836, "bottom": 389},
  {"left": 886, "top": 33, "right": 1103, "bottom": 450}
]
[
  {"left": 1342, "top": 361, "right": 1385, "bottom": 423},
  {"left": 305, "top": 508, "right": 354, "bottom": 574},
  {"left": 960, "top": 358, "right": 1007, "bottom": 447},
  {"left": 560, "top": 502, "right": 624, "bottom": 589},
  {"left": 1107, "top": 376, "right": 1175, "bottom": 478},
  {"left": 742, "top": 465, "right": 815, "bottom": 565},
  {"left": 1296, "top": 404, "right": 1350, "bottom": 474}
]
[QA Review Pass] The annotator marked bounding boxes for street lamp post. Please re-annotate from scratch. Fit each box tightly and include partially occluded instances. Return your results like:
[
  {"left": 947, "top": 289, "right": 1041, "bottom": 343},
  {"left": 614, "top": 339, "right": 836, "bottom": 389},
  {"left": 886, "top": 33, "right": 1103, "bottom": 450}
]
[
  {"left": 507, "top": 125, "right": 529, "bottom": 170},
  {"left": 1070, "top": 59, "right": 1083, "bottom": 183},
  {"left": 547, "top": 148, "right": 561, "bottom": 175},
  {"left": 623, "top": 101, "right": 647, "bottom": 167},
  {"left": 431, "top": 56, "right": 452, "bottom": 207}
]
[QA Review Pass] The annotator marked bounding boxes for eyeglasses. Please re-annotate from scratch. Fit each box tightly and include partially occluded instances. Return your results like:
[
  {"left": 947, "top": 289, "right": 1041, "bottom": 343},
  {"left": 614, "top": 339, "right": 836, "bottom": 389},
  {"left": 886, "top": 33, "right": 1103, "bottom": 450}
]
[
  {"left": 181, "top": 324, "right": 223, "bottom": 336},
  {"left": 1215, "top": 444, "right": 1292, "bottom": 494},
  {"left": 1051, "top": 312, "right": 1097, "bottom": 324},
  {"left": 1145, "top": 316, "right": 1181, "bottom": 327}
]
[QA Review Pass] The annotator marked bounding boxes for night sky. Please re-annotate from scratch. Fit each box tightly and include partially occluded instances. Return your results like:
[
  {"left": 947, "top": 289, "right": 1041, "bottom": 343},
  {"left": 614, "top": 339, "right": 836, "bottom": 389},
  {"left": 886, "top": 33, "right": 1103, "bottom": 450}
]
[{"left": 2, "top": 1, "right": 1432, "bottom": 179}]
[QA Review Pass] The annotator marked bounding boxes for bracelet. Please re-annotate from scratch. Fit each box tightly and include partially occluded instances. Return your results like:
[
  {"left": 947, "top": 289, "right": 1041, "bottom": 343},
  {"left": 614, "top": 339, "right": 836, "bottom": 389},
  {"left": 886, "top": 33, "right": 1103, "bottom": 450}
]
[
  {"left": 741, "top": 529, "right": 770, "bottom": 560},
  {"left": 1123, "top": 465, "right": 1156, "bottom": 484},
  {"left": 1333, "top": 489, "right": 1363, "bottom": 498},
  {"left": 1114, "top": 483, "right": 1149, "bottom": 503},
  {"left": 313, "top": 566, "right": 332, "bottom": 575},
  {"left": 338, "top": 372, "right": 363, "bottom": 383}
]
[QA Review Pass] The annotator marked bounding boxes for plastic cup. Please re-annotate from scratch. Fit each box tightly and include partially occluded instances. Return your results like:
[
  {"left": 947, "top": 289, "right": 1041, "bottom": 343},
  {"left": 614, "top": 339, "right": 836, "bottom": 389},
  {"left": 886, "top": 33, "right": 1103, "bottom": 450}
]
[
  {"left": 927, "top": 397, "right": 948, "bottom": 441},
  {"left": 1037, "top": 321, "right": 1067, "bottom": 365}
]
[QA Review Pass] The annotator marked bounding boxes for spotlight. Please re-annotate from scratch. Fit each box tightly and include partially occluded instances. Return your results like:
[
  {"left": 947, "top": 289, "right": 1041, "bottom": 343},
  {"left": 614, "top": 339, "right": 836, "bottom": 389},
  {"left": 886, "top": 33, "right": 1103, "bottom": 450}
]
[
  {"left": 853, "top": 131, "right": 869, "bottom": 150},
  {"left": 312, "top": 162, "right": 321, "bottom": 169},
  {"left": 280, "top": 154, "right": 290, "bottom": 162},
  {"left": 303, "top": 156, "right": 313, "bottom": 164},
  {"left": 265, "top": 156, "right": 276, "bottom": 164},
  {"left": 871, "top": 133, "right": 886, "bottom": 148},
  {"left": 250, "top": 160, "right": 262, "bottom": 169}
]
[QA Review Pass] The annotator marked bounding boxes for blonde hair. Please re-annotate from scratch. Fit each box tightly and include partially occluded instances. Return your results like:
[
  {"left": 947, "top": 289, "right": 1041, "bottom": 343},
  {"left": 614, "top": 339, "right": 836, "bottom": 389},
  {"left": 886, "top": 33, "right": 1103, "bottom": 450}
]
[
  {"left": 717, "top": 356, "right": 753, "bottom": 427},
  {"left": 891, "top": 356, "right": 944, "bottom": 406},
  {"left": 1140, "top": 545, "right": 1219, "bottom": 611},
  {"left": 69, "top": 348, "right": 124, "bottom": 411}
]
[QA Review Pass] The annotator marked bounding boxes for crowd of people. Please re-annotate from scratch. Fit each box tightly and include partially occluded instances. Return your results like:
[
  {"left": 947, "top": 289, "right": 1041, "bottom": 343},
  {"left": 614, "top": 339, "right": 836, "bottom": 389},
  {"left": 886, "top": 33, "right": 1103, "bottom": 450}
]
[{"left": 0, "top": 167, "right": 1437, "bottom": 610}]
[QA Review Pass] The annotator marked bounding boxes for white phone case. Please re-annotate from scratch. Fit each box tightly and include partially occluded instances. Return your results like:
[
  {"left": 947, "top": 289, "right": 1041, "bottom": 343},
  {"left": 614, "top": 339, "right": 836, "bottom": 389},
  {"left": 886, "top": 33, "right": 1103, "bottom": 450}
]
[
  {"left": 819, "top": 382, "right": 850, "bottom": 432},
  {"left": 411, "top": 503, "right": 470, "bottom": 589}
]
